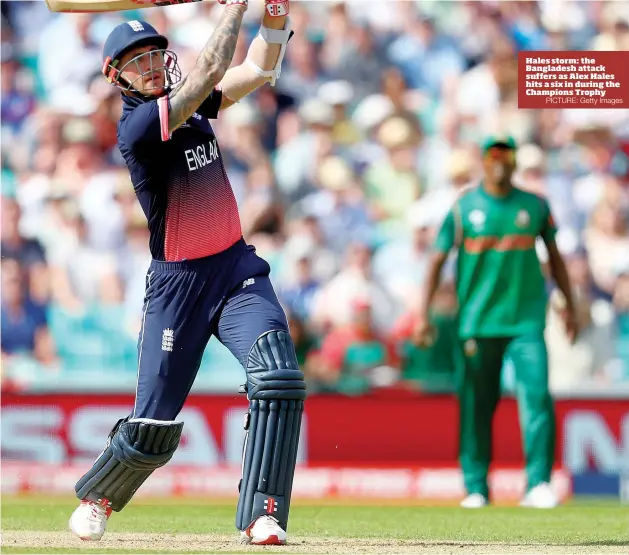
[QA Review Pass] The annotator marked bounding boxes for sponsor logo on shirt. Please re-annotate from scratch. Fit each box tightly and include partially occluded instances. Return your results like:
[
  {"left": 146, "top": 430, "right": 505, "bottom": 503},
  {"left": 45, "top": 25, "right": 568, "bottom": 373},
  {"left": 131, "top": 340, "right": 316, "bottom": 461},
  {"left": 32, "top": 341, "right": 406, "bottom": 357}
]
[{"left": 515, "top": 209, "right": 530, "bottom": 228}]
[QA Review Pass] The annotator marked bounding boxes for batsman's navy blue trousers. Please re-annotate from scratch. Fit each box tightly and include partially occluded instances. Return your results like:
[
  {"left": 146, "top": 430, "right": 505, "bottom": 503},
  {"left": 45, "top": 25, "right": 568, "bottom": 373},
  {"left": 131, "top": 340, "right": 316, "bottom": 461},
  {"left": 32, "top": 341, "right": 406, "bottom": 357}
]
[{"left": 133, "top": 238, "right": 288, "bottom": 420}]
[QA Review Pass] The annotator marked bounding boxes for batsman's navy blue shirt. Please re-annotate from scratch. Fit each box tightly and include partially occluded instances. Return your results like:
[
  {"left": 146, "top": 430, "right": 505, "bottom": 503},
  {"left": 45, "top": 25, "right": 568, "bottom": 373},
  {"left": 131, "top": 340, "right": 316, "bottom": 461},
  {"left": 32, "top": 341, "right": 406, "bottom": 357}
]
[{"left": 117, "top": 88, "right": 242, "bottom": 262}]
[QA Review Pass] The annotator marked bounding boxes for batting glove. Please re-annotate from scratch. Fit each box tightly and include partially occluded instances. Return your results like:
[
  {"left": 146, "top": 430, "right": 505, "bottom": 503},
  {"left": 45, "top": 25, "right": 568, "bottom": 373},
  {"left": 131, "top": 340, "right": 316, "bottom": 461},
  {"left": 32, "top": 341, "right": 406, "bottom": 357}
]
[
  {"left": 265, "top": 0, "right": 289, "bottom": 17},
  {"left": 218, "top": 0, "right": 248, "bottom": 9}
]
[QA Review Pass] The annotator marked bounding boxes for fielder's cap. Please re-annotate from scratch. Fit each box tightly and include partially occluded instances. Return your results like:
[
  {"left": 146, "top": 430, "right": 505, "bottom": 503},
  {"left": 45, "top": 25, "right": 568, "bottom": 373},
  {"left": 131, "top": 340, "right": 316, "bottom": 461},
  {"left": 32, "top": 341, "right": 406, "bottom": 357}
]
[
  {"left": 481, "top": 134, "right": 517, "bottom": 154},
  {"left": 102, "top": 20, "right": 168, "bottom": 77}
]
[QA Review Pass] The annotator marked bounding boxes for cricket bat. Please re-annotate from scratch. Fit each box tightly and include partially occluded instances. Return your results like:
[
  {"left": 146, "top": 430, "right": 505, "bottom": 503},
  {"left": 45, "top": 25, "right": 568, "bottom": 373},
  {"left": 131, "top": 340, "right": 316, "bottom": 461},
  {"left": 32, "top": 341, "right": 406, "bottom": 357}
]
[{"left": 44, "top": 0, "right": 207, "bottom": 13}]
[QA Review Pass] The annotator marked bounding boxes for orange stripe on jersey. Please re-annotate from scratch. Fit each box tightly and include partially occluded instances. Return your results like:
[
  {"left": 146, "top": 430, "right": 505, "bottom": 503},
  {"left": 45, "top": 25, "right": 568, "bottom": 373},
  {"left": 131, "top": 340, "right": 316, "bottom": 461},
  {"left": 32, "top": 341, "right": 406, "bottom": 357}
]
[{"left": 464, "top": 234, "right": 536, "bottom": 253}]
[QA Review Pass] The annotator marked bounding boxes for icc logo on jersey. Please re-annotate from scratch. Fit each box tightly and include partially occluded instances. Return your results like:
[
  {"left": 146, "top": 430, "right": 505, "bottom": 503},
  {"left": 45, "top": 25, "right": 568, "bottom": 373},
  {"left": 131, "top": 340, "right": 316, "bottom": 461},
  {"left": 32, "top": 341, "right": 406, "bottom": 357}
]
[{"left": 469, "top": 209, "right": 486, "bottom": 231}]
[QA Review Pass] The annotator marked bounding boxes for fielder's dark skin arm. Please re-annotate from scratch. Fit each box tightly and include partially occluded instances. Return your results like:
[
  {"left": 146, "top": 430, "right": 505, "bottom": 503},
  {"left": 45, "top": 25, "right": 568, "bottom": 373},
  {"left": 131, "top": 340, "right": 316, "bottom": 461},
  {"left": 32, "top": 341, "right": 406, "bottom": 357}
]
[
  {"left": 168, "top": 5, "right": 245, "bottom": 133},
  {"left": 544, "top": 239, "right": 578, "bottom": 342},
  {"left": 418, "top": 251, "right": 449, "bottom": 322},
  {"left": 545, "top": 240, "right": 575, "bottom": 311}
]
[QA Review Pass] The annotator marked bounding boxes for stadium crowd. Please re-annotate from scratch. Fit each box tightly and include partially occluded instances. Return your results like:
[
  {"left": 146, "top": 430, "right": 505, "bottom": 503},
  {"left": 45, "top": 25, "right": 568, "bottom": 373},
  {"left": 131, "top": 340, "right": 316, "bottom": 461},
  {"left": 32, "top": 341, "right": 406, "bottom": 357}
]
[{"left": 2, "top": 0, "right": 629, "bottom": 395}]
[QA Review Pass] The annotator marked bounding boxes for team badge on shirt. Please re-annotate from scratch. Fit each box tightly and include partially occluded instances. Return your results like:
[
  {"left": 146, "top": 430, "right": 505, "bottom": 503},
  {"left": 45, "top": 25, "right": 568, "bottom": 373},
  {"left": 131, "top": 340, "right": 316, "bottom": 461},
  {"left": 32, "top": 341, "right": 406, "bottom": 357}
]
[
  {"left": 469, "top": 209, "right": 486, "bottom": 231},
  {"left": 515, "top": 209, "right": 530, "bottom": 228}
]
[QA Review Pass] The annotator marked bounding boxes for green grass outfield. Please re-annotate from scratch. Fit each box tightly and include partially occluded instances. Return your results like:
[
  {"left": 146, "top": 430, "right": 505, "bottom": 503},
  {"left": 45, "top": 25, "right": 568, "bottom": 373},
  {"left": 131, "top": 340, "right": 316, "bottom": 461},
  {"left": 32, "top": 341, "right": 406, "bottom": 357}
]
[{"left": 1, "top": 496, "right": 628, "bottom": 554}]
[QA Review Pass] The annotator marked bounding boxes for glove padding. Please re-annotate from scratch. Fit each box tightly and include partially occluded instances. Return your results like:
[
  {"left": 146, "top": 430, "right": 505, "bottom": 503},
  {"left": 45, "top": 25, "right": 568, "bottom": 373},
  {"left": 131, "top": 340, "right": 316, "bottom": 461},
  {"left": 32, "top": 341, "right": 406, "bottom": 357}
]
[
  {"left": 265, "top": 0, "right": 288, "bottom": 17},
  {"left": 218, "top": 0, "right": 248, "bottom": 9}
]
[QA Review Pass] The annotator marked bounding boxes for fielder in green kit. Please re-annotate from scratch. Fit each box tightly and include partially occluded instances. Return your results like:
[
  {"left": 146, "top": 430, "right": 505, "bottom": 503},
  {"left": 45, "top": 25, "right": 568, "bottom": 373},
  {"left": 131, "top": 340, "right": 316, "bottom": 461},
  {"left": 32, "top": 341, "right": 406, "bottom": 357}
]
[{"left": 415, "top": 136, "right": 578, "bottom": 509}]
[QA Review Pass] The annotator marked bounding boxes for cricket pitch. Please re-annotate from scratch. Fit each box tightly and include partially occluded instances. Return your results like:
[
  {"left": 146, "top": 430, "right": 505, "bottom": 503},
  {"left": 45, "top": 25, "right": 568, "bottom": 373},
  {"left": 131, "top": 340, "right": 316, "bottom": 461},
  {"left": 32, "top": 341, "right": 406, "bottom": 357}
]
[{"left": 2, "top": 496, "right": 627, "bottom": 554}]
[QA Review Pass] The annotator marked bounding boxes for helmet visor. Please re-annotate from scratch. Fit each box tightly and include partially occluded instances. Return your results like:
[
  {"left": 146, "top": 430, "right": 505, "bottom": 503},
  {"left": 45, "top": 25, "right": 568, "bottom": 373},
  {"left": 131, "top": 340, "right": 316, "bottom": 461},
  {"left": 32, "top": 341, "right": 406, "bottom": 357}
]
[{"left": 107, "top": 48, "right": 182, "bottom": 94}]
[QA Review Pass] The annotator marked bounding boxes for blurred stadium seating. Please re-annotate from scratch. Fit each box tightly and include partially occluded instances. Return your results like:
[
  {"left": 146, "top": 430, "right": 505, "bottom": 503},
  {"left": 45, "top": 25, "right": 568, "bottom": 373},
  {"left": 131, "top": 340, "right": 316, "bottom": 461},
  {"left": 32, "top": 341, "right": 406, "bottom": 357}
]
[{"left": 2, "top": 0, "right": 629, "bottom": 397}]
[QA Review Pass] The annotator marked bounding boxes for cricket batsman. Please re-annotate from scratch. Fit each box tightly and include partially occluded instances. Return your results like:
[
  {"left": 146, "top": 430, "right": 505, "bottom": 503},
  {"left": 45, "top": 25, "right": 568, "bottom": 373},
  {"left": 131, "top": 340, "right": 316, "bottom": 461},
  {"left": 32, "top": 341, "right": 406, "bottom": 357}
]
[
  {"left": 69, "top": 0, "right": 304, "bottom": 545},
  {"left": 415, "top": 136, "right": 578, "bottom": 509}
]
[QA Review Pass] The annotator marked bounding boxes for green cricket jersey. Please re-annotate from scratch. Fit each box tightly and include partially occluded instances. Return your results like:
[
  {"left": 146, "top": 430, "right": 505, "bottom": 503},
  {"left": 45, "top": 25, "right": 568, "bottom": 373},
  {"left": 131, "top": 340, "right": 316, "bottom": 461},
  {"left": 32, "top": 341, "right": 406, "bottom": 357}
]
[{"left": 434, "top": 184, "right": 557, "bottom": 339}]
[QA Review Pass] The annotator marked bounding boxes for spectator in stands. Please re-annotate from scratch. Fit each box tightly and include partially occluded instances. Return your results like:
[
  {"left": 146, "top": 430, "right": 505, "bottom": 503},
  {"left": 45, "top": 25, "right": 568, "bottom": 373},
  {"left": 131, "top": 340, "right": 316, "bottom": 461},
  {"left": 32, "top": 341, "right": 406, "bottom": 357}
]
[
  {"left": 546, "top": 236, "right": 616, "bottom": 392},
  {"left": 317, "top": 80, "right": 361, "bottom": 147},
  {"left": 286, "top": 311, "right": 318, "bottom": 371},
  {"left": 612, "top": 264, "right": 629, "bottom": 381},
  {"left": 274, "top": 98, "right": 338, "bottom": 203},
  {"left": 311, "top": 241, "right": 396, "bottom": 334},
  {"left": 309, "top": 298, "right": 398, "bottom": 395},
  {"left": 278, "top": 251, "right": 321, "bottom": 323},
  {"left": 390, "top": 283, "right": 459, "bottom": 392},
  {"left": 1, "top": 54, "right": 36, "bottom": 134},
  {"left": 319, "top": 2, "right": 352, "bottom": 74},
  {"left": 1, "top": 258, "right": 56, "bottom": 366},
  {"left": 38, "top": 13, "right": 101, "bottom": 103},
  {"left": 387, "top": 13, "right": 464, "bottom": 96},
  {"left": 453, "top": 37, "right": 518, "bottom": 135},
  {"left": 584, "top": 200, "right": 629, "bottom": 298},
  {"left": 116, "top": 205, "right": 151, "bottom": 337},
  {"left": 296, "top": 155, "right": 374, "bottom": 256},
  {"left": 346, "top": 93, "right": 394, "bottom": 172},
  {"left": 87, "top": 73, "right": 122, "bottom": 162},
  {"left": 275, "top": 35, "right": 326, "bottom": 105},
  {"left": 281, "top": 215, "right": 338, "bottom": 284},
  {"left": 48, "top": 208, "right": 122, "bottom": 313},
  {"left": 331, "top": 21, "right": 389, "bottom": 101},
  {"left": 372, "top": 204, "right": 434, "bottom": 313},
  {"left": 219, "top": 101, "right": 268, "bottom": 203},
  {"left": 590, "top": 6, "right": 629, "bottom": 51},
  {"left": 1, "top": 195, "right": 49, "bottom": 306},
  {"left": 409, "top": 146, "right": 478, "bottom": 229},
  {"left": 363, "top": 116, "right": 423, "bottom": 237},
  {"left": 379, "top": 68, "right": 424, "bottom": 136},
  {"left": 57, "top": 118, "right": 125, "bottom": 251},
  {"left": 239, "top": 160, "right": 284, "bottom": 239}
]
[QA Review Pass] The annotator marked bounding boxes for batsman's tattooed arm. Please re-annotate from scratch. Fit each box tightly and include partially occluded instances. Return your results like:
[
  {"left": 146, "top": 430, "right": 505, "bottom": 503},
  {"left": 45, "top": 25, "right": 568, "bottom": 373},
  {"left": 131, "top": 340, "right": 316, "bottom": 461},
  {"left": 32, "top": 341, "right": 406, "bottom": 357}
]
[{"left": 168, "top": 5, "right": 245, "bottom": 133}]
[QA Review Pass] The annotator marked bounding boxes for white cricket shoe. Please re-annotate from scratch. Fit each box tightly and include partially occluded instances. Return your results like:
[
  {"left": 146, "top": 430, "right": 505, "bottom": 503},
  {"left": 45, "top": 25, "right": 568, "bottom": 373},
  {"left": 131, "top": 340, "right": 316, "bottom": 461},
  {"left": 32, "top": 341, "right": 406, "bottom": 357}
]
[
  {"left": 241, "top": 515, "right": 287, "bottom": 545},
  {"left": 460, "top": 493, "right": 489, "bottom": 508},
  {"left": 69, "top": 499, "right": 112, "bottom": 541},
  {"left": 520, "top": 482, "right": 559, "bottom": 508}
]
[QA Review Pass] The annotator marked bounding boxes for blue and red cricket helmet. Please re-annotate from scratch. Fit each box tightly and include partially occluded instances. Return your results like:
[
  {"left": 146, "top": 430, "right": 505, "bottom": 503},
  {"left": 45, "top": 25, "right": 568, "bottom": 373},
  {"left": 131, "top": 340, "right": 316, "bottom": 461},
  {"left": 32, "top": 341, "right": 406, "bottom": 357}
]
[{"left": 101, "top": 20, "right": 179, "bottom": 93}]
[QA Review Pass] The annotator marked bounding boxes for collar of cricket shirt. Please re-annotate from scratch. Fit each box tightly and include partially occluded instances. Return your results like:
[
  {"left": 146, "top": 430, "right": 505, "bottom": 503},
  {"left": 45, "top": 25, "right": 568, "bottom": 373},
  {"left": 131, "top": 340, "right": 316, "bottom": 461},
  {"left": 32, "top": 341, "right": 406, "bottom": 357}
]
[{"left": 121, "top": 87, "right": 171, "bottom": 111}]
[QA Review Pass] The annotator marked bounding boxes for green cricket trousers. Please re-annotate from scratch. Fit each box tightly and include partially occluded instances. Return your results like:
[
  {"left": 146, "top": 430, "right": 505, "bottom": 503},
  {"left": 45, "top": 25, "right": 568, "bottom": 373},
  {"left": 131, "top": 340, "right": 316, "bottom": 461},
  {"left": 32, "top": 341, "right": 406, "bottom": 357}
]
[{"left": 457, "top": 332, "right": 556, "bottom": 499}]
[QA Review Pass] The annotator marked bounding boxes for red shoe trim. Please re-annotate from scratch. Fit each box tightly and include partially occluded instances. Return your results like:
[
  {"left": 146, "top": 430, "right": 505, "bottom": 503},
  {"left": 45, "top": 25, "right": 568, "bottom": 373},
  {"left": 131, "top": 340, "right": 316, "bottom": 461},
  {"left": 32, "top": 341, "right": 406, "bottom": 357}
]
[
  {"left": 80, "top": 497, "right": 112, "bottom": 519},
  {"left": 251, "top": 535, "right": 285, "bottom": 546}
]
